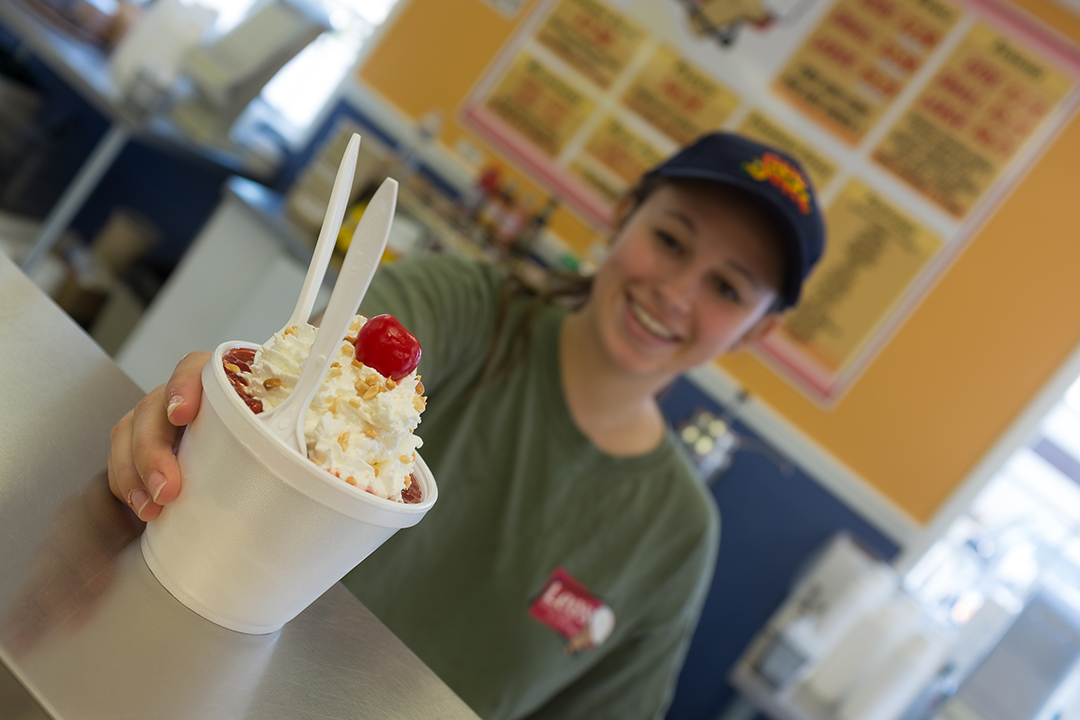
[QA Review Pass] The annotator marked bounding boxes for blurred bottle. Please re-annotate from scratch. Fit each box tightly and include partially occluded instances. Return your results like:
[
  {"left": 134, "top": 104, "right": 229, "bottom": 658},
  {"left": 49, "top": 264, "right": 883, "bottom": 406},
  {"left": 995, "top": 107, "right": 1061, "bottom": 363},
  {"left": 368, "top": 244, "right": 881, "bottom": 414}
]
[
  {"left": 477, "top": 179, "right": 517, "bottom": 243},
  {"left": 496, "top": 192, "right": 535, "bottom": 247},
  {"left": 462, "top": 165, "right": 501, "bottom": 223},
  {"left": 512, "top": 196, "right": 559, "bottom": 257}
]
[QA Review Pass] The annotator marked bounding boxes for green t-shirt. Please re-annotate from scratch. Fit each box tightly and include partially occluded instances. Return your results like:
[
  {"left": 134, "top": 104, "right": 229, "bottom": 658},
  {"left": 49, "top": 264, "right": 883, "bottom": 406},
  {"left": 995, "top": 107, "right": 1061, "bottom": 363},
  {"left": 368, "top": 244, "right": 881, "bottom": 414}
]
[{"left": 344, "top": 253, "right": 719, "bottom": 720}]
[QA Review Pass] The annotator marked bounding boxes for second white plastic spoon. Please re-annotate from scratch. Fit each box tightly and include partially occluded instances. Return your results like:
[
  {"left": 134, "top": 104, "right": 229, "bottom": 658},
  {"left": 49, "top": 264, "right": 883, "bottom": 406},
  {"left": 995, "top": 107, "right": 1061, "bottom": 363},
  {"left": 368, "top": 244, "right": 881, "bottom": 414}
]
[{"left": 259, "top": 177, "right": 399, "bottom": 455}]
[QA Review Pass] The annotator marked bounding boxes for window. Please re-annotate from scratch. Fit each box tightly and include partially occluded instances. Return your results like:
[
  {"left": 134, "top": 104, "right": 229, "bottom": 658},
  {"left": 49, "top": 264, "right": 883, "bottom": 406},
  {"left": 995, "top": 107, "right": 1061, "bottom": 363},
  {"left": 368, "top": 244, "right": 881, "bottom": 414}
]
[
  {"left": 260, "top": 0, "right": 397, "bottom": 133},
  {"left": 905, "top": 373, "right": 1080, "bottom": 628},
  {"left": 191, "top": 0, "right": 399, "bottom": 139}
]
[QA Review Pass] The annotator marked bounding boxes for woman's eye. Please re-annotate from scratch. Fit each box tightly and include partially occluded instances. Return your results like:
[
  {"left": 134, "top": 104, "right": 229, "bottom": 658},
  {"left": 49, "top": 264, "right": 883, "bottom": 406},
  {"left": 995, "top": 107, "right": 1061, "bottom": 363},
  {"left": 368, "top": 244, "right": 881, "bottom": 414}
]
[
  {"left": 711, "top": 276, "right": 742, "bottom": 303},
  {"left": 655, "top": 230, "right": 683, "bottom": 253}
]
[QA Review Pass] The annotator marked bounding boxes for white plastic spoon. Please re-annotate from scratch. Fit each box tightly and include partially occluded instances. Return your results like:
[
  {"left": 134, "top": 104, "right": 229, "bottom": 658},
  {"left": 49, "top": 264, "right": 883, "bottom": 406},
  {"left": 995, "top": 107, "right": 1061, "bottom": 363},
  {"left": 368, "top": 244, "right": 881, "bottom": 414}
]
[
  {"left": 259, "top": 177, "right": 399, "bottom": 455},
  {"left": 284, "top": 132, "right": 361, "bottom": 330}
]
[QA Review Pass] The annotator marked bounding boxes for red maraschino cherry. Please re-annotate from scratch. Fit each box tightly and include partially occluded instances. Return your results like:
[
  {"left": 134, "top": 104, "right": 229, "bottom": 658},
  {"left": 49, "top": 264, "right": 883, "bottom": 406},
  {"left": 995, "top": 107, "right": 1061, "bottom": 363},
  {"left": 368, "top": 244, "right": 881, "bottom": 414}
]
[{"left": 354, "top": 314, "right": 421, "bottom": 381}]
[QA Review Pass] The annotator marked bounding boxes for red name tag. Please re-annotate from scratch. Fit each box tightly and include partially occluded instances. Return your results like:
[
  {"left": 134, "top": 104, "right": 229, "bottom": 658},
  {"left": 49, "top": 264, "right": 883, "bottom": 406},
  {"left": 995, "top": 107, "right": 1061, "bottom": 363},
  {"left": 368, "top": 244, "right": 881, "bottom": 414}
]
[{"left": 529, "top": 567, "right": 604, "bottom": 638}]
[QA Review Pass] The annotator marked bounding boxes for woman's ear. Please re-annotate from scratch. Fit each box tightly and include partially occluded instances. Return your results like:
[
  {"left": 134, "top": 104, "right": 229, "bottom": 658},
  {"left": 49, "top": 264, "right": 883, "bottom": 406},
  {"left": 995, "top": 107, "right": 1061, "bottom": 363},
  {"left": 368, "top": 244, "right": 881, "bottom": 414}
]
[{"left": 730, "top": 311, "right": 781, "bottom": 352}]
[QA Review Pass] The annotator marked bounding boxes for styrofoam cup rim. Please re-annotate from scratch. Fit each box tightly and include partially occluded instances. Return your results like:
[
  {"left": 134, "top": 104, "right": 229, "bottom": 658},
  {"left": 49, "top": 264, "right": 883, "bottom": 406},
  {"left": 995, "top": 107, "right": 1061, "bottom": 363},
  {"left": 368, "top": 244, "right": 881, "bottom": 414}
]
[{"left": 201, "top": 340, "right": 437, "bottom": 526}]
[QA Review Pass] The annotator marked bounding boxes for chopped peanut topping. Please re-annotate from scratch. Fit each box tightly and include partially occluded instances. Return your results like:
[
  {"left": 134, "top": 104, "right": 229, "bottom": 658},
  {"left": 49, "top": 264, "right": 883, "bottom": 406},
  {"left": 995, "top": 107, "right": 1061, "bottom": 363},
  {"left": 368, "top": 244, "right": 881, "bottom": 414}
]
[
  {"left": 263, "top": 377, "right": 282, "bottom": 390},
  {"left": 412, "top": 395, "right": 426, "bottom": 412},
  {"left": 283, "top": 325, "right": 297, "bottom": 336},
  {"left": 399, "top": 455, "right": 410, "bottom": 463},
  {"left": 345, "top": 475, "right": 357, "bottom": 486},
  {"left": 363, "top": 386, "right": 381, "bottom": 400},
  {"left": 415, "top": 380, "right": 425, "bottom": 395},
  {"left": 404, "top": 475, "right": 412, "bottom": 487},
  {"left": 365, "top": 374, "right": 379, "bottom": 385},
  {"left": 338, "top": 431, "right": 351, "bottom": 449},
  {"left": 355, "top": 380, "right": 369, "bottom": 395},
  {"left": 330, "top": 362, "right": 341, "bottom": 368},
  {"left": 364, "top": 429, "right": 377, "bottom": 439},
  {"left": 223, "top": 362, "right": 241, "bottom": 374},
  {"left": 348, "top": 398, "right": 361, "bottom": 408},
  {"left": 351, "top": 359, "right": 364, "bottom": 369},
  {"left": 345, "top": 336, "right": 357, "bottom": 346},
  {"left": 386, "top": 379, "right": 397, "bottom": 390}
]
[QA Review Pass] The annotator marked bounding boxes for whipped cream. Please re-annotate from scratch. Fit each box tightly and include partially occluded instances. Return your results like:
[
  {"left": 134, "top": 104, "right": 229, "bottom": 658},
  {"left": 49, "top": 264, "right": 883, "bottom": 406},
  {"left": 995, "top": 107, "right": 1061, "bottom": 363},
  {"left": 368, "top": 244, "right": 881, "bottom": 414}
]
[{"left": 240, "top": 315, "right": 426, "bottom": 502}]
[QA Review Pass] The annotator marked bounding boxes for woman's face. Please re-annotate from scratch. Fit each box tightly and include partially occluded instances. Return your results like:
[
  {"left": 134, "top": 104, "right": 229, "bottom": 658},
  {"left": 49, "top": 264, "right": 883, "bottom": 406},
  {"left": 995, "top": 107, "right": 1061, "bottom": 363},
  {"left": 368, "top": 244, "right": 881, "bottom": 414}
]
[{"left": 584, "top": 181, "right": 786, "bottom": 380}]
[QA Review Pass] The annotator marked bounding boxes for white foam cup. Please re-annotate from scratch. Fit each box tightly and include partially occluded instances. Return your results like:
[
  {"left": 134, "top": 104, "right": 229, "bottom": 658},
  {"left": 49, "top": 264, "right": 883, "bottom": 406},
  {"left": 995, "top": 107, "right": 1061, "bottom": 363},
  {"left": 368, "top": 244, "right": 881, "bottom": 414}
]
[{"left": 141, "top": 341, "right": 437, "bottom": 634}]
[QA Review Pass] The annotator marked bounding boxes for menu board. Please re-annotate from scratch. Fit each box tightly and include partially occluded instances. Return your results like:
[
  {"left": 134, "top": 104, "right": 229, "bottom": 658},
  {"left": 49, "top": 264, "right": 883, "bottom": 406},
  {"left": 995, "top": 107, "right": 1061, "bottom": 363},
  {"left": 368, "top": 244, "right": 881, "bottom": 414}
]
[
  {"left": 774, "top": 0, "right": 962, "bottom": 143},
  {"left": 462, "top": 0, "right": 1080, "bottom": 404},
  {"left": 872, "top": 22, "right": 1075, "bottom": 216}
]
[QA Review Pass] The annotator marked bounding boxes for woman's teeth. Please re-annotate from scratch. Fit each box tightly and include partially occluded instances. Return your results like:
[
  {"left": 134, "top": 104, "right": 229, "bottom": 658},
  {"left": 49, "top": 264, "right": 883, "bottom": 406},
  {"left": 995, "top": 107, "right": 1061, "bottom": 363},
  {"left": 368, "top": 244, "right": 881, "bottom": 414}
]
[{"left": 629, "top": 299, "right": 676, "bottom": 340}]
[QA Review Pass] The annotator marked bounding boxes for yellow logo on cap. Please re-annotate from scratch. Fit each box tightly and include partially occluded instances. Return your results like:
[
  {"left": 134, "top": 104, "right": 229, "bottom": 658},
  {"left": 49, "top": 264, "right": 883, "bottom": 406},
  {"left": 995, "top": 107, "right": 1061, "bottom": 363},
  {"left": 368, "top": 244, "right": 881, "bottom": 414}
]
[{"left": 742, "top": 153, "right": 812, "bottom": 215}]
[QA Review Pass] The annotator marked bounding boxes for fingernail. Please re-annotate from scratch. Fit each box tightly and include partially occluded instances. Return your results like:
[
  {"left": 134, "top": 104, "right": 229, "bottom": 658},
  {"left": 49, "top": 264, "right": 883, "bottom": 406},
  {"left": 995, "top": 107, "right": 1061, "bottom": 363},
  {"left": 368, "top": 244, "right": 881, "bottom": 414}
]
[
  {"left": 166, "top": 395, "right": 183, "bottom": 422},
  {"left": 147, "top": 472, "right": 167, "bottom": 502},
  {"left": 131, "top": 489, "right": 151, "bottom": 519}
]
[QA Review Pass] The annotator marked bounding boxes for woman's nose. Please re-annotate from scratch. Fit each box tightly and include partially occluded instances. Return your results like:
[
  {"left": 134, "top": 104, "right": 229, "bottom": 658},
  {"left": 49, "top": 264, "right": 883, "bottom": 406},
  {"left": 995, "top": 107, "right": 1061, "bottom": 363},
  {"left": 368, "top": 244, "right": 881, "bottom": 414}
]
[{"left": 657, "top": 269, "right": 699, "bottom": 312}]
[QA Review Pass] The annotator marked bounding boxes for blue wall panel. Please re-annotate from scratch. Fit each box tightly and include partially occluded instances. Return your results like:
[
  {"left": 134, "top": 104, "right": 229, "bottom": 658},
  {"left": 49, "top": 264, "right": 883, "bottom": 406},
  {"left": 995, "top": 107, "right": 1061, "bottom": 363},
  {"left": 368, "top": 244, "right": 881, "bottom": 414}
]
[{"left": 658, "top": 376, "right": 900, "bottom": 720}]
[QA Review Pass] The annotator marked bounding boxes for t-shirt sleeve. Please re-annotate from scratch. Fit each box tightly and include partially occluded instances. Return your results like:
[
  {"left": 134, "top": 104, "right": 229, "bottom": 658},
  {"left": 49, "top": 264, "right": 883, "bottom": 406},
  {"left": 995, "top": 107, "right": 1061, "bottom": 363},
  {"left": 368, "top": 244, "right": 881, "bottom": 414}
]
[
  {"left": 358, "top": 253, "right": 503, "bottom": 395},
  {"left": 524, "top": 502, "right": 719, "bottom": 720}
]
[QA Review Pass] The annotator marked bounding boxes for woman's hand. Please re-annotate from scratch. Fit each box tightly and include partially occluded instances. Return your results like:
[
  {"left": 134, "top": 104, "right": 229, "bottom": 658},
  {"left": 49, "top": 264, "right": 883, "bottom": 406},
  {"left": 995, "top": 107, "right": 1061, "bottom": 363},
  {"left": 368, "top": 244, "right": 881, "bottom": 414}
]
[{"left": 107, "top": 351, "right": 210, "bottom": 520}]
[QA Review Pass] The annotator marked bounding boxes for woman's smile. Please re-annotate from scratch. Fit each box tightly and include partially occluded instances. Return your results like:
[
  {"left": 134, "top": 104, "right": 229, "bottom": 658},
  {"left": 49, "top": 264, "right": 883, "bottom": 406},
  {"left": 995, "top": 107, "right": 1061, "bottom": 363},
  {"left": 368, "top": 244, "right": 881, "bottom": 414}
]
[{"left": 625, "top": 293, "right": 680, "bottom": 343}]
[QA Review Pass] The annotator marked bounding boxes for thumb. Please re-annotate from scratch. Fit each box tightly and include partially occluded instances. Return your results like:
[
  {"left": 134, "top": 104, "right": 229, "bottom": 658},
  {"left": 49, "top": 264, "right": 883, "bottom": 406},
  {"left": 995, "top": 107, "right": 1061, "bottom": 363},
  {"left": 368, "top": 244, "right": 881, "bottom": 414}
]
[{"left": 163, "top": 351, "right": 212, "bottom": 427}]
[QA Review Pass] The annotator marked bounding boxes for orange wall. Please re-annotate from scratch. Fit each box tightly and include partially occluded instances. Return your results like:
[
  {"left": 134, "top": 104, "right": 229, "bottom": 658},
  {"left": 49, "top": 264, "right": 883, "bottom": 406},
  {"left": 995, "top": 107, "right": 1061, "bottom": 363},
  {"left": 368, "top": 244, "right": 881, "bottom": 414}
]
[{"left": 359, "top": 0, "right": 1080, "bottom": 523}]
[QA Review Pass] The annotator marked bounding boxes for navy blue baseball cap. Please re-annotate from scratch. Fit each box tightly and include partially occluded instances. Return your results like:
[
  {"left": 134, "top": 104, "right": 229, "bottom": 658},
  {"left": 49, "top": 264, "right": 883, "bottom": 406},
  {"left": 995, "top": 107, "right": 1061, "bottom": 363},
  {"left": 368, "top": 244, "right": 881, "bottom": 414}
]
[{"left": 645, "top": 132, "right": 826, "bottom": 309}]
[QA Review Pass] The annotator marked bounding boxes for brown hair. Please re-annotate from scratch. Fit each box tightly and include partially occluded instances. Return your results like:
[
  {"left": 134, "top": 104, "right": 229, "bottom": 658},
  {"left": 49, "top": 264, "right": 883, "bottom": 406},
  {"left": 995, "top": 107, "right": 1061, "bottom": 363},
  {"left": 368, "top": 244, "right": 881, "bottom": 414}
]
[{"left": 477, "top": 260, "right": 592, "bottom": 387}]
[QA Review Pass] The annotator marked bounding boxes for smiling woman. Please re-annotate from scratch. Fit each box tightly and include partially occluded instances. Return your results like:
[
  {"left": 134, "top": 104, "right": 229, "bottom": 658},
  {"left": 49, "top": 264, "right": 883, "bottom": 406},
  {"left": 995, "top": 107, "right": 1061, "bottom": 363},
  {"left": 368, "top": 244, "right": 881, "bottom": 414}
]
[{"left": 107, "top": 132, "right": 825, "bottom": 720}]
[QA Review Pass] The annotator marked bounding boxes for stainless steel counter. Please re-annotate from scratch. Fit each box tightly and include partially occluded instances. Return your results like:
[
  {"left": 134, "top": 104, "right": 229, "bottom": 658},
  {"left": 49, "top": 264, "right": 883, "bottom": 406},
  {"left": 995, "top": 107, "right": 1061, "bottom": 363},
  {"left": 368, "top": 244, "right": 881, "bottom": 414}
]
[{"left": 0, "top": 252, "right": 479, "bottom": 719}]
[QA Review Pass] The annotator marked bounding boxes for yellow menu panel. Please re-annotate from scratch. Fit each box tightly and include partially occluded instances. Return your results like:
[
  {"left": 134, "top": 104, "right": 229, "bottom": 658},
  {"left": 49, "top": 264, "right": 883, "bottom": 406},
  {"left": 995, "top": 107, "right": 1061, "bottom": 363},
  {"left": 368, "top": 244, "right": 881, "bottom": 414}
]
[
  {"left": 777, "top": 180, "right": 943, "bottom": 374},
  {"left": 873, "top": 22, "right": 1075, "bottom": 217},
  {"left": 484, "top": 53, "right": 596, "bottom": 156},
  {"left": 535, "top": 0, "right": 646, "bottom": 89},
  {"left": 774, "top": 0, "right": 961, "bottom": 143},
  {"left": 621, "top": 45, "right": 740, "bottom": 144},
  {"left": 581, "top": 116, "right": 665, "bottom": 183}
]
